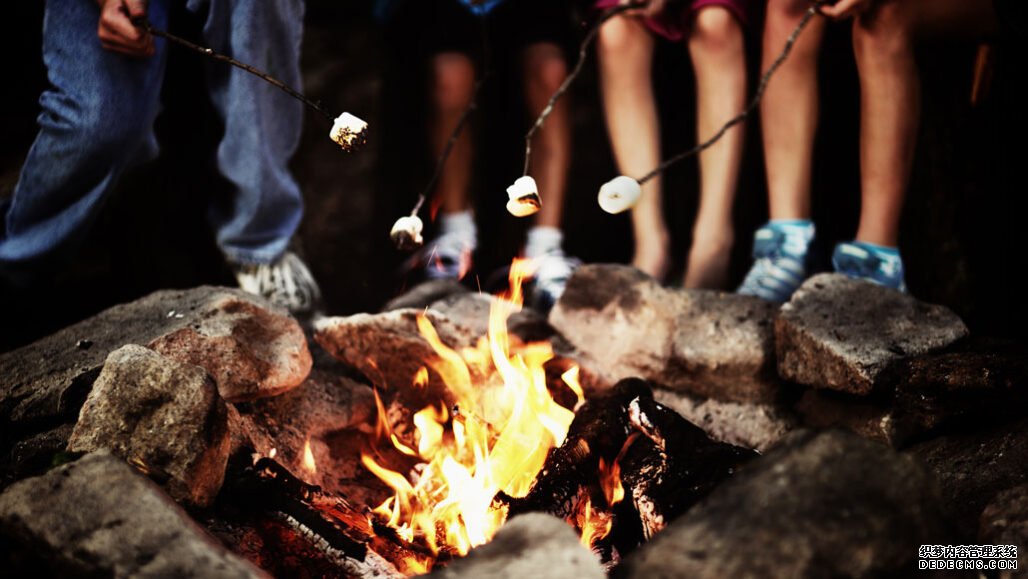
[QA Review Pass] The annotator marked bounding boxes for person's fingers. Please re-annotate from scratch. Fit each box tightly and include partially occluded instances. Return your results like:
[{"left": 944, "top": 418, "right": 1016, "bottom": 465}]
[
  {"left": 820, "top": 0, "right": 868, "bottom": 20},
  {"left": 98, "top": 0, "right": 154, "bottom": 57}
]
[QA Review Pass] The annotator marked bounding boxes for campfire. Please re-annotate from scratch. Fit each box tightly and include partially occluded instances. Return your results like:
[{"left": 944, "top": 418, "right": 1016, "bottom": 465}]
[{"left": 216, "top": 260, "right": 756, "bottom": 577}]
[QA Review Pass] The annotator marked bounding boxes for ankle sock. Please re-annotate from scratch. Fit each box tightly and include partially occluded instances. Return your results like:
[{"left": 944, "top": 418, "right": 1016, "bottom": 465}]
[
  {"left": 438, "top": 210, "right": 477, "bottom": 249},
  {"left": 524, "top": 226, "right": 563, "bottom": 259}
]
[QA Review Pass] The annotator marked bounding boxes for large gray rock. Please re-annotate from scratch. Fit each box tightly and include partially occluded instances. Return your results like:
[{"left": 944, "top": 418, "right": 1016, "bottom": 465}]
[
  {"left": 776, "top": 274, "right": 968, "bottom": 395},
  {"left": 616, "top": 430, "right": 961, "bottom": 579},
  {"left": 382, "top": 279, "right": 469, "bottom": 312},
  {"left": 67, "top": 345, "right": 231, "bottom": 508},
  {"left": 432, "top": 513, "right": 605, "bottom": 579},
  {"left": 797, "top": 341, "right": 1028, "bottom": 446},
  {"left": 979, "top": 485, "right": 1028, "bottom": 579},
  {"left": 653, "top": 388, "right": 797, "bottom": 453},
  {"left": 0, "top": 286, "right": 308, "bottom": 432},
  {"left": 0, "top": 452, "right": 266, "bottom": 578},
  {"left": 314, "top": 308, "right": 481, "bottom": 394},
  {"left": 907, "top": 418, "right": 1028, "bottom": 536},
  {"left": 550, "top": 265, "right": 779, "bottom": 403},
  {"left": 228, "top": 370, "right": 377, "bottom": 493},
  {"left": 149, "top": 296, "right": 312, "bottom": 403}
]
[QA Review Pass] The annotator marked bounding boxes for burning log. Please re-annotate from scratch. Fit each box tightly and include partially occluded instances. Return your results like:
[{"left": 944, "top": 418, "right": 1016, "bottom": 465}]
[
  {"left": 500, "top": 378, "right": 756, "bottom": 552},
  {"left": 225, "top": 455, "right": 433, "bottom": 576}
]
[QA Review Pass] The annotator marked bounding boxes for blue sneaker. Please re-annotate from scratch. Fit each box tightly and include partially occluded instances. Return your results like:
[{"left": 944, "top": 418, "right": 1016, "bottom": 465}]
[
  {"left": 831, "top": 241, "right": 907, "bottom": 292},
  {"left": 737, "top": 220, "right": 815, "bottom": 303}
]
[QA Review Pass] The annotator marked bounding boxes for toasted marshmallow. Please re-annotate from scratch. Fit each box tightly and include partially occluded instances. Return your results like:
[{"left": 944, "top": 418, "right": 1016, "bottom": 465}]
[
  {"left": 597, "top": 176, "right": 642, "bottom": 214},
  {"left": 329, "top": 112, "right": 368, "bottom": 151},
  {"left": 390, "top": 215, "right": 424, "bottom": 250},
  {"left": 506, "top": 176, "right": 542, "bottom": 217}
]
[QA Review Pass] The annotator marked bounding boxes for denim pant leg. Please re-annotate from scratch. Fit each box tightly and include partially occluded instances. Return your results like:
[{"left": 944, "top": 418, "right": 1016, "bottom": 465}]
[
  {"left": 191, "top": 0, "right": 306, "bottom": 266},
  {"left": 0, "top": 0, "right": 169, "bottom": 266}
]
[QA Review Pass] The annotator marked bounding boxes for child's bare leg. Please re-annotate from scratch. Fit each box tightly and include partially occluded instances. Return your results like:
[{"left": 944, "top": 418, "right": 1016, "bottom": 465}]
[
  {"left": 522, "top": 42, "right": 571, "bottom": 234},
  {"left": 431, "top": 52, "right": 477, "bottom": 215},
  {"left": 762, "top": 0, "right": 826, "bottom": 220},
  {"left": 598, "top": 15, "right": 670, "bottom": 280},
  {"left": 852, "top": 0, "right": 998, "bottom": 247},
  {"left": 425, "top": 52, "right": 477, "bottom": 278},
  {"left": 684, "top": 6, "right": 747, "bottom": 289}
]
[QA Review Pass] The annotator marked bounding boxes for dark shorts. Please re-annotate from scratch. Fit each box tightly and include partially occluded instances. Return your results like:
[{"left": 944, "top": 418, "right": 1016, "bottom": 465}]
[
  {"left": 993, "top": 0, "right": 1025, "bottom": 42},
  {"left": 397, "top": 0, "right": 575, "bottom": 57},
  {"left": 594, "top": 0, "right": 751, "bottom": 42}
]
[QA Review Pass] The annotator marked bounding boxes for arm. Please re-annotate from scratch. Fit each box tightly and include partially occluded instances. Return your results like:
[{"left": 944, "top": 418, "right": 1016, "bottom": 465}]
[{"left": 97, "top": 0, "right": 154, "bottom": 57}]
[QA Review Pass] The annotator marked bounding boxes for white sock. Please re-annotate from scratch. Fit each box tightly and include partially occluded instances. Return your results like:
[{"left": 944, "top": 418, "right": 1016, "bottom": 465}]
[
  {"left": 524, "top": 226, "right": 563, "bottom": 259},
  {"left": 438, "top": 210, "right": 477, "bottom": 248}
]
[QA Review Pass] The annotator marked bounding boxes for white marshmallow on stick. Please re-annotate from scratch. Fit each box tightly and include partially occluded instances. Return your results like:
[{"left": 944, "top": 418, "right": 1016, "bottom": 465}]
[
  {"left": 329, "top": 112, "right": 368, "bottom": 151},
  {"left": 390, "top": 215, "right": 424, "bottom": 250},
  {"left": 597, "top": 176, "right": 642, "bottom": 214},
  {"left": 506, "top": 176, "right": 542, "bottom": 217}
]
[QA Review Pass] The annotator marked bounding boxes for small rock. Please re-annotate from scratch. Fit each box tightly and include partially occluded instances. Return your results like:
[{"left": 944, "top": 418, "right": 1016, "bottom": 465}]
[
  {"left": 4, "top": 423, "right": 75, "bottom": 479},
  {"left": 979, "top": 485, "right": 1028, "bottom": 579},
  {"left": 0, "top": 286, "right": 306, "bottom": 432},
  {"left": 906, "top": 418, "right": 1028, "bottom": 537},
  {"left": 150, "top": 296, "right": 312, "bottom": 403},
  {"left": 550, "top": 265, "right": 779, "bottom": 403},
  {"left": 776, "top": 274, "right": 968, "bottom": 395},
  {"left": 67, "top": 345, "right": 230, "bottom": 508},
  {"left": 432, "top": 513, "right": 605, "bottom": 579},
  {"left": 0, "top": 452, "right": 266, "bottom": 578},
  {"left": 616, "top": 430, "right": 962, "bottom": 579},
  {"left": 654, "top": 388, "right": 797, "bottom": 452},
  {"left": 794, "top": 389, "right": 904, "bottom": 446},
  {"left": 382, "top": 279, "right": 469, "bottom": 312}
]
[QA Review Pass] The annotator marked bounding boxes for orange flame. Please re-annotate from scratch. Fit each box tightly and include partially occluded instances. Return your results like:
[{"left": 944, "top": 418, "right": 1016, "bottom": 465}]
[
  {"left": 302, "top": 438, "right": 317, "bottom": 475},
  {"left": 362, "top": 259, "right": 582, "bottom": 565},
  {"left": 578, "top": 497, "right": 614, "bottom": 550}
]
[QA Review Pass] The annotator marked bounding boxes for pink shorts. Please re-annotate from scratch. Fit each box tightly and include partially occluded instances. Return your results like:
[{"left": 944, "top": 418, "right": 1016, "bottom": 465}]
[{"left": 594, "top": 0, "right": 750, "bottom": 42}]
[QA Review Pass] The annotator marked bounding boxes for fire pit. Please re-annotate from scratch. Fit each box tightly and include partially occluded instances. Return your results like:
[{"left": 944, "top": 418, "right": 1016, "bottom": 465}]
[{"left": 1, "top": 266, "right": 1027, "bottom": 578}]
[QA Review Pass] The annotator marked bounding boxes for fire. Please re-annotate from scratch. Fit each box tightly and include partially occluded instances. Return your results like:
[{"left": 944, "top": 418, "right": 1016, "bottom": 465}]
[
  {"left": 362, "top": 259, "right": 585, "bottom": 564},
  {"left": 302, "top": 437, "right": 317, "bottom": 475}
]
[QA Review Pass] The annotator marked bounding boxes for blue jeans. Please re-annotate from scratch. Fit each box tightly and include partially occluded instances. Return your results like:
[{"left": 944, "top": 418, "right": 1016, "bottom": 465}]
[{"left": 0, "top": 0, "right": 305, "bottom": 268}]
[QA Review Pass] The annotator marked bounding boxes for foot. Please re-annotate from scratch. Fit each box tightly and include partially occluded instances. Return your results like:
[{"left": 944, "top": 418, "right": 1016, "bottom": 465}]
[
  {"left": 423, "top": 231, "right": 474, "bottom": 280},
  {"left": 832, "top": 241, "right": 907, "bottom": 292},
  {"left": 632, "top": 232, "right": 671, "bottom": 282},
  {"left": 530, "top": 248, "right": 582, "bottom": 311},
  {"left": 232, "top": 251, "right": 322, "bottom": 313},
  {"left": 737, "top": 220, "right": 814, "bottom": 303},
  {"left": 683, "top": 234, "right": 733, "bottom": 290}
]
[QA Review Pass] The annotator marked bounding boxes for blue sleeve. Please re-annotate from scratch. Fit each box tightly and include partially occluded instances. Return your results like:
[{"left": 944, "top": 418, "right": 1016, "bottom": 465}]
[{"left": 456, "top": 0, "right": 507, "bottom": 16}]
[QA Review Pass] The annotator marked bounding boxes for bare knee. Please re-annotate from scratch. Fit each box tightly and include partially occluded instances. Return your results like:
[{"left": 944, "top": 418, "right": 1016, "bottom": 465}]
[
  {"left": 598, "top": 15, "right": 648, "bottom": 60},
  {"left": 431, "top": 52, "right": 476, "bottom": 114},
  {"left": 523, "top": 43, "right": 568, "bottom": 95},
  {"left": 853, "top": 2, "right": 914, "bottom": 63},
  {"left": 689, "top": 7, "right": 744, "bottom": 56}
]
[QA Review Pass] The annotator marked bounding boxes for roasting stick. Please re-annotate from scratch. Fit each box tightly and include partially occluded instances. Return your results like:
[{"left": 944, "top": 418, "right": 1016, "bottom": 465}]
[
  {"left": 391, "top": 15, "right": 494, "bottom": 250},
  {"left": 124, "top": 2, "right": 368, "bottom": 151},
  {"left": 598, "top": 3, "right": 824, "bottom": 213},
  {"left": 505, "top": 3, "right": 642, "bottom": 218}
]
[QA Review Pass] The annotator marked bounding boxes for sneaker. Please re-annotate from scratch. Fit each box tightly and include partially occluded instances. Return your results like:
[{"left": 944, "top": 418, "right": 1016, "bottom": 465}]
[
  {"left": 831, "top": 241, "right": 907, "bottom": 292},
  {"left": 737, "top": 221, "right": 815, "bottom": 303},
  {"left": 232, "top": 251, "right": 322, "bottom": 313},
  {"left": 530, "top": 249, "right": 581, "bottom": 311},
  {"left": 423, "top": 231, "right": 474, "bottom": 280}
]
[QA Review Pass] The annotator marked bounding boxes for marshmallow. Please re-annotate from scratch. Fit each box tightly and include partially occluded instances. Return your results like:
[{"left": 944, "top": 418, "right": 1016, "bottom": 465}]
[
  {"left": 390, "top": 215, "right": 424, "bottom": 250},
  {"left": 329, "top": 112, "right": 368, "bottom": 151},
  {"left": 506, "top": 176, "right": 542, "bottom": 217},
  {"left": 597, "top": 176, "right": 642, "bottom": 214}
]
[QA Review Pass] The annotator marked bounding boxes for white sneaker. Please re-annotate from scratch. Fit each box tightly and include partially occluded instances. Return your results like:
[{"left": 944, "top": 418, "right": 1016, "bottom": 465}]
[
  {"left": 232, "top": 251, "right": 322, "bottom": 313},
  {"left": 530, "top": 249, "right": 581, "bottom": 310}
]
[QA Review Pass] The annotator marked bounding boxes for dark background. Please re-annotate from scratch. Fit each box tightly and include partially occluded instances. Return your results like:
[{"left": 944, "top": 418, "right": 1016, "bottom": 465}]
[{"left": 2, "top": 0, "right": 1026, "bottom": 351}]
